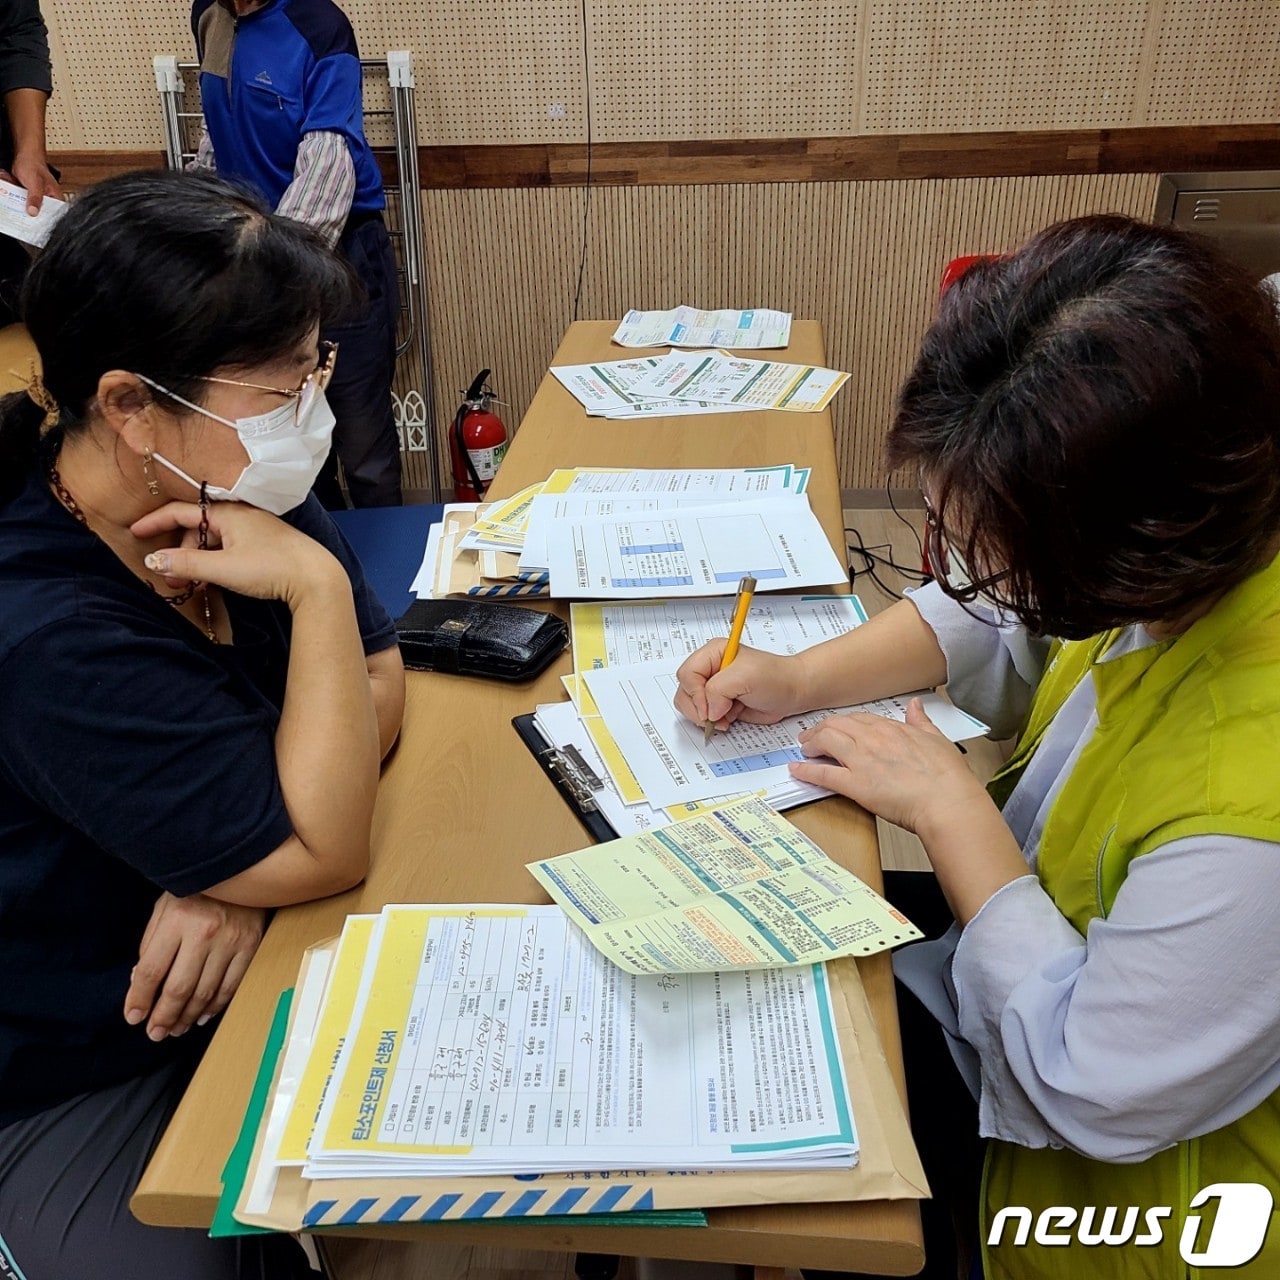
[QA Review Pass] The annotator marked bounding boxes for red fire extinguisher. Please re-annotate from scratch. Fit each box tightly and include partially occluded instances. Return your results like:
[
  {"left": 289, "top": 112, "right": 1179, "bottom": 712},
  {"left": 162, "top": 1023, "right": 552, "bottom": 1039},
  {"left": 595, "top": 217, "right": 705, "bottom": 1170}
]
[{"left": 451, "top": 369, "right": 509, "bottom": 502}]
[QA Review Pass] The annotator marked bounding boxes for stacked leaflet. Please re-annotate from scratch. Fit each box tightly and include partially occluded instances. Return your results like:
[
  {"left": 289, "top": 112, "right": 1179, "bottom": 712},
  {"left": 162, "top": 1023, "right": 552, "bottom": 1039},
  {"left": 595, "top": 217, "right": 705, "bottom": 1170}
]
[
  {"left": 535, "top": 594, "right": 874, "bottom": 835},
  {"left": 533, "top": 591, "right": 990, "bottom": 831},
  {"left": 551, "top": 350, "right": 849, "bottom": 419},
  {"left": 284, "top": 904, "right": 858, "bottom": 1179},
  {"left": 445, "top": 465, "right": 850, "bottom": 601}
]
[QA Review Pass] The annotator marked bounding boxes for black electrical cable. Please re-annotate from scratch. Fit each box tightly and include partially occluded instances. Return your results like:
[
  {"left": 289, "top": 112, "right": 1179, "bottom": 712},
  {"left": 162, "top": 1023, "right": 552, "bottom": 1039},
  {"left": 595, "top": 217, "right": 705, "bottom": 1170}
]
[
  {"left": 845, "top": 526, "right": 929, "bottom": 600},
  {"left": 571, "top": 0, "right": 593, "bottom": 322},
  {"left": 885, "top": 480, "right": 926, "bottom": 562}
]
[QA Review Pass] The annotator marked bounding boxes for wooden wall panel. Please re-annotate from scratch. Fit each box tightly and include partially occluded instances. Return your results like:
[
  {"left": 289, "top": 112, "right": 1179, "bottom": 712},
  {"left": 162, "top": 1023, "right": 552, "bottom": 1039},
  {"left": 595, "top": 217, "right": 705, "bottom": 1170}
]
[
  {"left": 417, "top": 173, "right": 1158, "bottom": 490},
  {"left": 41, "top": 1, "right": 1280, "bottom": 151},
  {"left": 862, "top": 1, "right": 1152, "bottom": 133},
  {"left": 1145, "top": 1, "right": 1280, "bottom": 126}
]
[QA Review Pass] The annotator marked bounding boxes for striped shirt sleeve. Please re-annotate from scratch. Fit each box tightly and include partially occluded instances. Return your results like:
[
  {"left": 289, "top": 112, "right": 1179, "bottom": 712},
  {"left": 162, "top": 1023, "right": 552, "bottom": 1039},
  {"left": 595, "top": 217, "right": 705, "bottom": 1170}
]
[
  {"left": 186, "top": 121, "right": 217, "bottom": 172},
  {"left": 275, "top": 129, "right": 355, "bottom": 249}
]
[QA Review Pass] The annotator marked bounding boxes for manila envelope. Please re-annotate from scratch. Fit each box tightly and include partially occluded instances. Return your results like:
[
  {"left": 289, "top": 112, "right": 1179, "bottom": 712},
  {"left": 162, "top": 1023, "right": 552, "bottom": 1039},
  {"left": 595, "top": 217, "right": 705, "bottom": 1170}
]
[{"left": 234, "top": 938, "right": 928, "bottom": 1231}]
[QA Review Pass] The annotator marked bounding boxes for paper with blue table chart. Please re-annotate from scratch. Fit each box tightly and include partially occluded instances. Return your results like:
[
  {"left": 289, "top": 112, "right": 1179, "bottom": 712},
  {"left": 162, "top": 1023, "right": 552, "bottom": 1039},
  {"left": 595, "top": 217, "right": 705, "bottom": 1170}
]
[
  {"left": 515, "top": 463, "right": 812, "bottom": 573},
  {"left": 528, "top": 796, "right": 921, "bottom": 976},
  {"left": 460, "top": 465, "right": 810, "bottom": 558},
  {"left": 612, "top": 306, "right": 792, "bottom": 349},
  {"left": 521, "top": 489, "right": 809, "bottom": 575},
  {"left": 546, "top": 497, "right": 849, "bottom": 599},
  {"left": 582, "top": 657, "right": 989, "bottom": 809},
  {"left": 302, "top": 904, "right": 857, "bottom": 1178}
]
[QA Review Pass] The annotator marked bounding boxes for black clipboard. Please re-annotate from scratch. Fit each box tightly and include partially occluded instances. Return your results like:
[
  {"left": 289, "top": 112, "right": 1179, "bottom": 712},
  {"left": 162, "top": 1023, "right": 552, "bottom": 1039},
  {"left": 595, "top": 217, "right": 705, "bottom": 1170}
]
[{"left": 512, "top": 713, "right": 618, "bottom": 843}]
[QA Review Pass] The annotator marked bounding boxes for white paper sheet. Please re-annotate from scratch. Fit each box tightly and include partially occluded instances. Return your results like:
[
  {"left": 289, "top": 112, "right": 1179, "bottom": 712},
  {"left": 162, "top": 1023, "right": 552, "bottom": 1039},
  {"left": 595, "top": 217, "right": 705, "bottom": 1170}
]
[
  {"left": 570, "top": 594, "right": 868, "bottom": 672},
  {"left": 520, "top": 488, "right": 807, "bottom": 574},
  {"left": 612, "top": 306, "right": 792, "bottom": 349},
  {"left": 0, "top": 179, "right": 67, "bottom": 248},
  {"left": 410, "top": 503, "right": 478, "bottom": 598},
  {"left": 551, "top": 465, "right": 810, "bottom": 497},
  {"left": 546, "top": 498, "right": 849, "bottom": 599},
  {"left": 628, "top": 350, "right": 849, "bottom": 413},
  {"left": 532, "top": 699, "right": 828, "bottom": 836},
  {"left": 307, "top": 905, "right": 856, "bottom": 1176},
  {"left": 582, "top": 657, "right": 990, "bottom": 808},
  {"left": 549, "top": 356, "right": 756, "bottom": 417}
]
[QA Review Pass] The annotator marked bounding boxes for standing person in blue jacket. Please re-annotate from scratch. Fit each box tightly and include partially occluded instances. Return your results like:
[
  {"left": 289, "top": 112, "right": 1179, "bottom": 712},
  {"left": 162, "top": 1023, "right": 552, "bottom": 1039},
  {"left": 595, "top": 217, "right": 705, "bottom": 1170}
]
[
  {"left": 0, "top": 0, "right": 63, "bottom": 326},
  {"left": 191, "top": 0, "right": 403, "bottom": 508}
]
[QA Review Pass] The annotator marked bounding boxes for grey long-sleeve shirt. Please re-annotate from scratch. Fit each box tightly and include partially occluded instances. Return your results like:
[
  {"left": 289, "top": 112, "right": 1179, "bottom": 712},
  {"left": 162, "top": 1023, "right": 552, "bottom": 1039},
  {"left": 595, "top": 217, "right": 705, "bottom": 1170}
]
[{"left": 894, "top": 582, "right": 1280, "bottom": 1162}]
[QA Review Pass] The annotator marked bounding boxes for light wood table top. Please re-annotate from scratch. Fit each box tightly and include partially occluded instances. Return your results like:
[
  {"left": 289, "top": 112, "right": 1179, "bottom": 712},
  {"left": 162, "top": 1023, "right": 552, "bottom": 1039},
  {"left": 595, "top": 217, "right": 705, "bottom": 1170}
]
[{"left": 133, "top": 321, "right": 924, "bottom": 1275}]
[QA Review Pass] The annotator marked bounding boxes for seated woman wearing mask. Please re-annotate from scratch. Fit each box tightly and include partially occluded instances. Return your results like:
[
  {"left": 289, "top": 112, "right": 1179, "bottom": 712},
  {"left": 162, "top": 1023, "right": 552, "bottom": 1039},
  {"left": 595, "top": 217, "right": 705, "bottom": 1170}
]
[
  {"left": 675, "top": 216, "right": 1280, "bottom": 1278},
  {"left": 0, "top": 170, "right": 404, "bottom": 1279}
]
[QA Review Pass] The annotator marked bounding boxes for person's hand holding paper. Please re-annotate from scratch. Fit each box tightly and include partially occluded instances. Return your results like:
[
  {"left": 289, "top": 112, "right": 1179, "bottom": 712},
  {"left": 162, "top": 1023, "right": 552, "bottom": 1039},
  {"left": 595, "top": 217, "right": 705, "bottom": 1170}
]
[{"left": 1, "top": 153, "right": 61, "bottom": 216}]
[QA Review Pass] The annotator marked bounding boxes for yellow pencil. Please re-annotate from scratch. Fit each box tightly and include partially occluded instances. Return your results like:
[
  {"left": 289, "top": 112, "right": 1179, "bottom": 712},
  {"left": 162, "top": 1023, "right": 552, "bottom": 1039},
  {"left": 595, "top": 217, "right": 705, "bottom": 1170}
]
[{"left": 703, "top": 575, "right": 757, "bottom": 743}]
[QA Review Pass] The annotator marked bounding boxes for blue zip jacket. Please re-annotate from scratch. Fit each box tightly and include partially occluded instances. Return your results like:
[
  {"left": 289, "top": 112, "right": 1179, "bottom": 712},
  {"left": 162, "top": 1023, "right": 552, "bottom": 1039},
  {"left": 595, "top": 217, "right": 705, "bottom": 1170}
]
[{"left": 191, "top": 0, "right": 384, "bottom": 215}]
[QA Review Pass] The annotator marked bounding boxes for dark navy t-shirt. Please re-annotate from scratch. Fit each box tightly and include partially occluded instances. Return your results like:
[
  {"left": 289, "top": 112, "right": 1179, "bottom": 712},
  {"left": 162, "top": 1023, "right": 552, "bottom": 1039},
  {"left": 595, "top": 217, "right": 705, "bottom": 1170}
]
[{"left": 0, "top": 465, "right": 397, "bottom": 1125}]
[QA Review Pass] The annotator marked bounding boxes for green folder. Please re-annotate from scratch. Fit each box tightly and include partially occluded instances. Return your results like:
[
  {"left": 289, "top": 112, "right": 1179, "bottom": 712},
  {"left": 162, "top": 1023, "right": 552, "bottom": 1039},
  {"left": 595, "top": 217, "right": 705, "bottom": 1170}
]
[{"left": 212, "top": 989, "right": 706, "bottom": 1237}]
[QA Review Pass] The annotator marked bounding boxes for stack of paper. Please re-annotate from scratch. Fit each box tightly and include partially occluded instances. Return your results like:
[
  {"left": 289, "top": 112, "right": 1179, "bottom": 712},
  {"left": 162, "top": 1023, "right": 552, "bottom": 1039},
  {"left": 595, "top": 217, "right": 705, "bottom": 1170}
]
[
  {"left": 266, "top": 903, "right": 858, "bottom": 1182},
  {"left": 612, "top": 306, "right": 792, "bottom": 349},
  {"left": 553, "top": 349, "right": 849, "bottom": 418},
  {"left": 582, "top": 658, "right": 988, "bottom": 810},
  {"left": 528, "top": 796, "right": 922, "bottom": 973},
  {"left": 410, "top": 500, "right": 550, "bottom": 600},
  {"left": 533, "top": 594, "right": 872, "bottom": 834},
  {"left": 532, "top": 591, "right": 989, "bottom": 831},
  {"left": 410, "top": 467, "right": 848, "bottom": 602},
  {"left": 550, "top": 358, "right": 755, "bottom": 419}
]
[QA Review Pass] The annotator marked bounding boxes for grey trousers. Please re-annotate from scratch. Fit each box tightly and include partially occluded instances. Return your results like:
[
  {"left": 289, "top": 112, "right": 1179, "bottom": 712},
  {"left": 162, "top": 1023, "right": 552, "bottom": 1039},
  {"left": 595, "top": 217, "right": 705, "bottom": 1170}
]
[{"left": 0, "top": 1055, "right": 313, "bottom": 1280}]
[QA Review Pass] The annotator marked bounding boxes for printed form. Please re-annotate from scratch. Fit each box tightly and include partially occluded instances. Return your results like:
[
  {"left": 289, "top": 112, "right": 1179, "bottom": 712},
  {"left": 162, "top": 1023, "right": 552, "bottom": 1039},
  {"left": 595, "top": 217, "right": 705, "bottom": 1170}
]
[
  {"left": 612, "top": 307, "right": 792, "bottom": 349},
  {"left": 532, "top": 698, "right": 824, "bottom": 835},
  {"left": 582, "top": 657, "right": 989, "bottom": 808},
  {"left": 521, "top": 489, "right": 807, "bottom": 575},
  {"left": 549, "top": 356, "right": 753, "bottom": 418},
  {"left": 628, "top": 351, "right": 849, "bottom": 413},
  {"left": 528, "top": 797, "right": 921, "bottom": 974},
  {"left": 572, "top": 595, "right": 866, "bottom": 684},
  {"left": 544, "top": 464, "right": 810, "bottom": 497},
  {"left": 547, "top": 499, "right": 849, "bottom": 599},
  {"left": 308, "top": 905, "right": 857, "bottom": 1176}
]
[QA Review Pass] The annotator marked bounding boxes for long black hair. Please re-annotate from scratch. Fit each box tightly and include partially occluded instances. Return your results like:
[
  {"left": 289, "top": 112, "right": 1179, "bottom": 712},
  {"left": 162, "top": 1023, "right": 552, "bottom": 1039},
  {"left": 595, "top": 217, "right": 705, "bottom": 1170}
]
[
  {"left": 0, "top": 168, "right": 360, "bottom": 501},
  {"left": 887, "top": 215, "right": 1280, "bottom": 638}
]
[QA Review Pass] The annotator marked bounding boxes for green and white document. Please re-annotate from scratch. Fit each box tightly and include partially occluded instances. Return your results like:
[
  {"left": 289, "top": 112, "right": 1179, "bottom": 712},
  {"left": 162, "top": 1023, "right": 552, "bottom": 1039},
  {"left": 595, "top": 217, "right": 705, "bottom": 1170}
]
[{"left": 528, "top": 797, "right": 921, "bottom": 975}]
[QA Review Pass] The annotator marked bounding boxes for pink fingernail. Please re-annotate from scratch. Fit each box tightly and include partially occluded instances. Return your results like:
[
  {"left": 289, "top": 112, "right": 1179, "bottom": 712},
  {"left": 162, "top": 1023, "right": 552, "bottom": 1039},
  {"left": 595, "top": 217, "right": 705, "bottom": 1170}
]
[
  {"left": 125, "top": 1008, "right": 145, "bottom": 1025},
  {"left": 197, "top": 1015, "right": 212, "bottom": 1027},
  {"left": 148, "top": 1026, "right": 168, "bottom": 1042}
]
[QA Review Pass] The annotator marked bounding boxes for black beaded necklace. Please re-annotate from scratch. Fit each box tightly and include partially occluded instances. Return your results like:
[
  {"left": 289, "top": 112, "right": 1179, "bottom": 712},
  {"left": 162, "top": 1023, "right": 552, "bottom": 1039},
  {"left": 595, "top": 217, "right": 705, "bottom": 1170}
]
[{"left": 47, "top": 454, "right": 217, "bottom": 643}]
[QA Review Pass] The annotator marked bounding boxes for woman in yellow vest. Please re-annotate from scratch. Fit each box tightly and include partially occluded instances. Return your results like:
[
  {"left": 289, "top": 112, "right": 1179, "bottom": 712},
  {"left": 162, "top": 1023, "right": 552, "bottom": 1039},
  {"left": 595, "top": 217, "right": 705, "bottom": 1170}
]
[{"left": 676, "top": 214, "right": 1280, "bottom": 1279}]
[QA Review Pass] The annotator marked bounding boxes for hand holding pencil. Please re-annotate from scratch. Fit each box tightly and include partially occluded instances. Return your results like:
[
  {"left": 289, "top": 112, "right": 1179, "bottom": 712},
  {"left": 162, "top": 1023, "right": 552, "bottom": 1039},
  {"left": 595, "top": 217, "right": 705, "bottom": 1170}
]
[
  {"left": 702, "top": 575, "right": 757, "bottom": 742},
  {"left": 673, "top": 577, "right": 815, "bottom": 732}
]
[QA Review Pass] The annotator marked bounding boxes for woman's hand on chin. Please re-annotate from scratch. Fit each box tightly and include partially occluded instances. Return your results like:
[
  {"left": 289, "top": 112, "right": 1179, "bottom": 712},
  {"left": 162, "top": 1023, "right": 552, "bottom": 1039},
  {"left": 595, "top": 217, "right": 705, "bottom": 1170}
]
[{"left": 130, "top": 500, "right": 344, "bottom": 607}]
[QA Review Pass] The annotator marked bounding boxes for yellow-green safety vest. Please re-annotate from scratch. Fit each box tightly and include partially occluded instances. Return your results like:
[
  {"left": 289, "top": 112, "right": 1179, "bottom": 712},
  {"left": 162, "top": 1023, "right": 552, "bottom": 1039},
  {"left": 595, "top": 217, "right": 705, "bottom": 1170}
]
[{"left": 980, "top": 549, "right": 1280, "bottom": 1280}]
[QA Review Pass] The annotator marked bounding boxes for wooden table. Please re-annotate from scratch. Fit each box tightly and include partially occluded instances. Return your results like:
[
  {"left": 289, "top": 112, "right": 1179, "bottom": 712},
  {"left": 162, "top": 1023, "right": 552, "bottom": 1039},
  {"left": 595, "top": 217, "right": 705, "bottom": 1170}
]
[{"left": 133, "top": 321, "right": 925, "bottom": 1276}]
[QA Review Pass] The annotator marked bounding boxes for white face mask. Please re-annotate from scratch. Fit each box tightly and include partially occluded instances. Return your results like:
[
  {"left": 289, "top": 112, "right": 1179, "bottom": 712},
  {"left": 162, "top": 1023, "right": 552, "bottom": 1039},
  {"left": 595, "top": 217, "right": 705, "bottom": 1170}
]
[{"left": 137, "top": 376, "right": 336, "bottom": 516}]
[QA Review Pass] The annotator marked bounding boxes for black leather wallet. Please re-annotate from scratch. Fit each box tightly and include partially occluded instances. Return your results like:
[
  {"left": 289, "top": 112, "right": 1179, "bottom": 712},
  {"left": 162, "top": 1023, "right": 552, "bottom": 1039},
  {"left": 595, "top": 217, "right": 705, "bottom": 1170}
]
[{"left": 393, "top": 599, "right": 568, "bottom": 680}]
